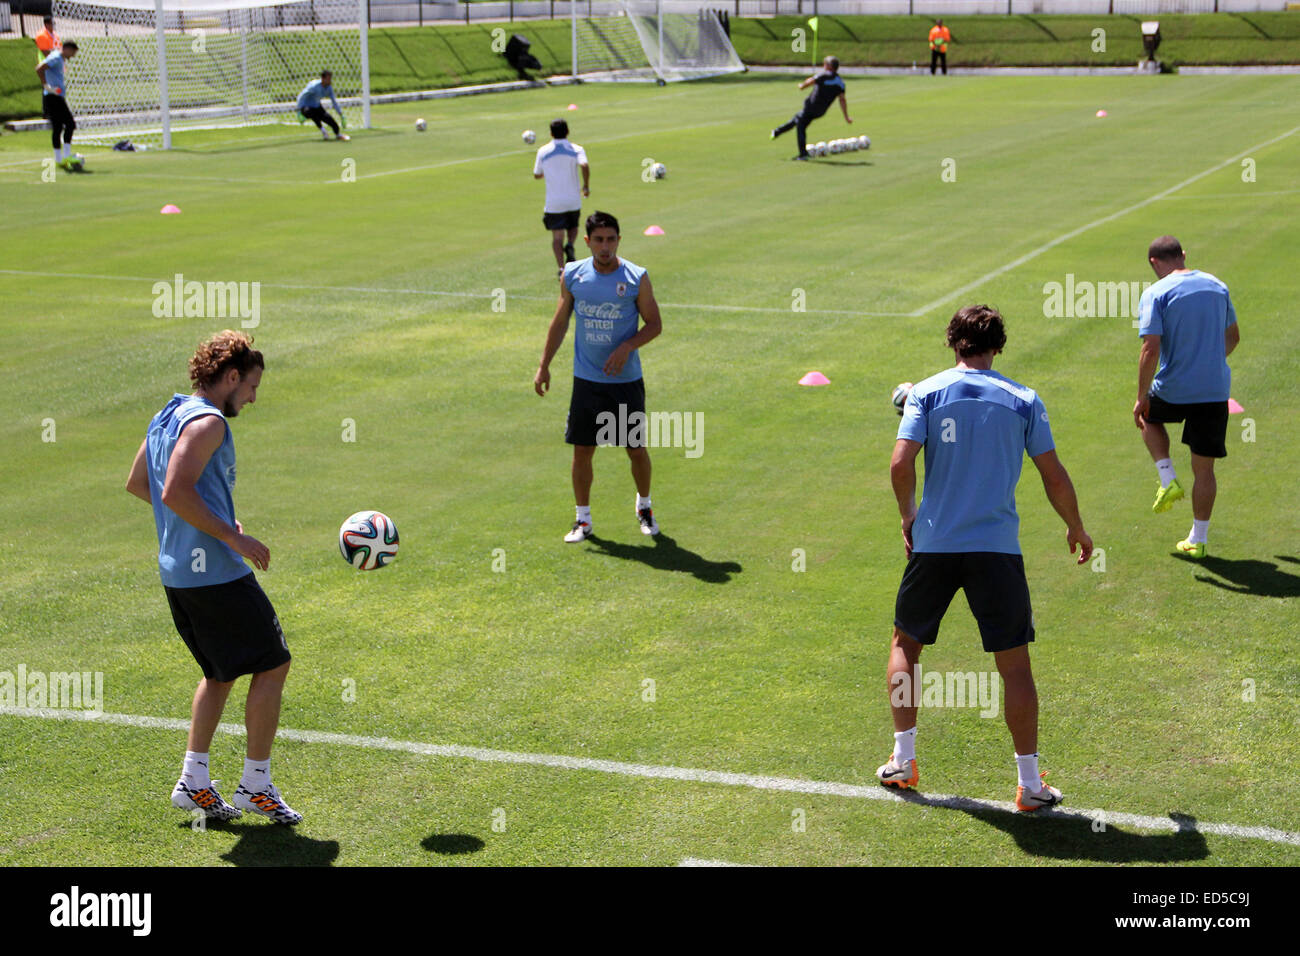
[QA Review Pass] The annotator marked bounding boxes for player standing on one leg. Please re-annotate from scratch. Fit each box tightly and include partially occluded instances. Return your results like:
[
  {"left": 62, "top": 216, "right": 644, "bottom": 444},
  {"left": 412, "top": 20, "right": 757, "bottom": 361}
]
[
  {"left": 880, "top": 305, "right": 1092, "bottom": 811},
  {"left": 1134, "top": 235, "right": 1240, "bottom": 558},
  {"left": 534, "top": 211, "right": 663, "bottom": 542},
  {"left": 533, "top": 119, "right": 590, "bottom": 279},
  {"left": 770, "top": 55, "right": 850, "bottom": 161},
  {"left": 35, "top": 41, "right": 79, "bottom": 172},
  {"left": 125, "top": 331, "right": 302, "bottom": 825},
  {"left": 297, "top": 70, "right": 349, "bottom": 141}
]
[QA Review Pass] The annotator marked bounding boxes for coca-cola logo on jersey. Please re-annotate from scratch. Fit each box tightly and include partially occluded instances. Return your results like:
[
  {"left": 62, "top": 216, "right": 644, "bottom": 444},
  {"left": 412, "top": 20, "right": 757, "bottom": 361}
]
[{"left": 576, "top": 301, "right": 623, "bottom": 319}]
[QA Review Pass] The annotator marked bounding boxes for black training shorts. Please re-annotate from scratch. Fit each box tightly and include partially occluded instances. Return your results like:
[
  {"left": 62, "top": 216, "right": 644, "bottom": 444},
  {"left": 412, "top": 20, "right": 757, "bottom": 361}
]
[
  {"left": 895, "top": 552, "right": 1035, "bottom": 653},
  {"left": 164, "top": 572, "right": 290, "bottom": 682},
  {"left": 565, "top": 375, "right": 646, "bottom": 447},
  {"left": 1145, "top": 394, "right": 1229, "bottom": 458},
  {"left": 543, "top": 210, "right": 580, "bottom": 231}
]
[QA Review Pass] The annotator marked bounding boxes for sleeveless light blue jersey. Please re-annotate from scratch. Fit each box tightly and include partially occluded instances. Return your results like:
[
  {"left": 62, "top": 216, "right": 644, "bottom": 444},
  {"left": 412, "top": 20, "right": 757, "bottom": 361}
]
[
  {"left": 1137, "top": 269, "right": 1236, "bottom": 404},
  {"left": 564, "top": 257, "right": 646, "bottom": 384},
  {"left": 897, "top": 368, "right": 1055, "bottom": 554},
  {"left": 146, "top": 394, "right": 248, "bottom": 588}
]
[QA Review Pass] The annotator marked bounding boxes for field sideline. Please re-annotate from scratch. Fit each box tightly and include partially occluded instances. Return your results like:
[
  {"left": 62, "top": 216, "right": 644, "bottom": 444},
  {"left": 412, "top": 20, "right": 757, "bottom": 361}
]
[{"left": 1, "top": 72, "right": 1298, "bottom": 867}]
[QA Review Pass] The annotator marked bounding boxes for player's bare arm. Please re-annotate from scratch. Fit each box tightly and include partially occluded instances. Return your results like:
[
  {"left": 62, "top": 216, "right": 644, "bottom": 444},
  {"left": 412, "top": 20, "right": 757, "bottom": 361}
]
[
  {"left": 126, "top": 438, "right": 152, "bottom": 502},
  {"left": 535, "top": 284, "right": 575, "bottom": 396},
  {"left": 1134, "top": 333, "right": 1160, "bottom": 426},
  {"left": 35, "top": 61, "right": 58, "bottom": 93},
  {"left": 1031, "top": 448, "right": 1093, "bottom": 563},
  {"left": 1225, "top": 322, "right": 1240, "bottom": 356},
  {"left": 839, "top": 93, "right": 852, "bottom": 123},
  {"left": 890, "top": 438, "right": 922, "bottom": 558},
  {"left": 581, "top": 161, "right": 590, "bottom": 196},
  {"left": 162, "top": 415, "right": 269, "bottom": 570},
  {"left": 603, "top": 275, "right": 662, "bottom": 376},
  {"left": 799, "top": 75, "right": 816, "bottom": 90}
]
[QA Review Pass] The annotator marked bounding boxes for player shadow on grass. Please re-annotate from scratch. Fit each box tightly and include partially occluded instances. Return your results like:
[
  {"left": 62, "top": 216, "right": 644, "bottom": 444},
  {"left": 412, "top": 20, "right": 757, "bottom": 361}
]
[
  {"left": 812, "top": 160, "right": 873, "bottom": 167},
  {"left": 953, "top": 806, "right": 1209, "bottom": 863},
  {"left": 585, "top": 533, "right": 742, "bottom": 584},
  {"left": 186, "top": 820, "right": 340, "bottom": 866},
  {"left": 1176, "top": 554, "right": 1300, "bottom": 598},
  {"left": 421, "top": 833, "right": 486, "bottom": 856},
  {"left": 894, "top": 789, "right": 1208, "bottom": 862}
]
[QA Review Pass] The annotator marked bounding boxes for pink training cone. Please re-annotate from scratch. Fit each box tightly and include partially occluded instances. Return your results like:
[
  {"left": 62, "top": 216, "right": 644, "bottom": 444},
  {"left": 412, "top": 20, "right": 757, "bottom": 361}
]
[
  {"left": 160, "top": 204, "right": 181, "bottom": 214},
  {"left": 643, "top": 225, "right": 665, "bottom": 236},
  {"left": 1228, "top": 397, "right": 1245, "bottom": 414},
  {"left": 798, "top": 371, "right": 831, "bottom": 386},
  {"left": 567, "top": 103, "right": 578, "bottom": 111},
  {"left": 1095, "top": 109, "right": 1107, "bottom": 118}
]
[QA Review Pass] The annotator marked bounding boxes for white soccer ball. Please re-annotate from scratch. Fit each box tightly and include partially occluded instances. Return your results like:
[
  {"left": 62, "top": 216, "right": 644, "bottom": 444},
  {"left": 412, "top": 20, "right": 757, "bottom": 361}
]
[
  {"left": 71, "top": 153, "right": 85, "bottom": 169},
  {"left": 814, "top": 141, "right": 826, "bottom": 156},
  {"left": 892, "top": 382, "right": 915, "bottom": 416},
  {"left": 859, "top": 134, "right": 871, "bottom": 150},
  {"left": 523, "top": 129, "right": 536, "bottom": 144},
  {"left": 338, "top": 510, "right": 400, "bottom": 570},
  {"left": 845, "top": 137, "right": 857, "bottom": 151},
  {"left": 652, "top": 162, "right": 666, "bottom": 179},
  {"left": 415, "top": 118, "right": 427, "bottom": 132}
]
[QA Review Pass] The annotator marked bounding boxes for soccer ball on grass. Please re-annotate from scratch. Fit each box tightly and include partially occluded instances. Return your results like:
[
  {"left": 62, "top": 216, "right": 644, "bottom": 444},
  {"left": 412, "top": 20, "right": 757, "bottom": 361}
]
[{"left": 414, "top": 118, "right": 427, "bottom": 132}]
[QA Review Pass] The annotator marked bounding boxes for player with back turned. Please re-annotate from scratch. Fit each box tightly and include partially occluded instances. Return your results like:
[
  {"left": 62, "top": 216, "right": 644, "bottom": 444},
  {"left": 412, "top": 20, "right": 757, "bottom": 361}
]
[
  {"left": 879, "top": 306, "right": 1093, "bottom": 811},
  {"left": 125, "top": 331, "right": 302, "bottom": 825}
]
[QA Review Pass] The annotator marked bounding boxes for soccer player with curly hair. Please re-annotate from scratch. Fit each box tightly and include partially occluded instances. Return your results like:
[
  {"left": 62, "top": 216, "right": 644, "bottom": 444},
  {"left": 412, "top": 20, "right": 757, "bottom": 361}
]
[{"left": 126, "top": 330, "right": 302, "bottom": 825}]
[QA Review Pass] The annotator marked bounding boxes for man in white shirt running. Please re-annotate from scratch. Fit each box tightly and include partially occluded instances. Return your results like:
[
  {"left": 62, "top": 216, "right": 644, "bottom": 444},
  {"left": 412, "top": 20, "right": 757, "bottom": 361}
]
[{"left": 533, "top": 119, "right": 590, "bottom": 279}]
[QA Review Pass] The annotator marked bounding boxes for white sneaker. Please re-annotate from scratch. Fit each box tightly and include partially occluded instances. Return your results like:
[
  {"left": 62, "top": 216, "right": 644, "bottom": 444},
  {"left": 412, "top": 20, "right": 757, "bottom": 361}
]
[
  {"left": 233, "top": 782, "right": 303, "bottom": 825},
  {"left": 637, "top": 505, "right": 659, "bottom": 536},
  {"left": 336, "top": 133, "right": 350, "bottom": 141},
  {"left": 172, "top": 779, "right": 241, "bottom": 820},
  {"left": 1015, "top": 773, "right": 1063, "bottom": 812},
  {"left": 564, "top": 520, "right": 592, "bottom": 543}
]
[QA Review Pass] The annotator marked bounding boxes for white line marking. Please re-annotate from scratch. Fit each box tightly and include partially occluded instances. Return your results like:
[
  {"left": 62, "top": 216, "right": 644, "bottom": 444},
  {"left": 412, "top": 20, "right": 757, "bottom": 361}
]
[
  {"left": 907, "top": 123, "right": 1300, "bottom": 317},
  {"left": 679, "top": 857, "right": 751, "bottom": 867},
  {"left": 0, "top": 269, "right": 911, "bottom": 318},
  {"left": 3, "top": 707, "right": 1297, "bottom": 848}
]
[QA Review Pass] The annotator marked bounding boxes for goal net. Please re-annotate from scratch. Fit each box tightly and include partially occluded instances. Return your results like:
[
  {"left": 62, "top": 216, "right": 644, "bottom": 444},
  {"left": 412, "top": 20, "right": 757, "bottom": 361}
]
[
  {"left": 53, "top": 0, "right": 369, "bottom": 148},
  {"left": 572, "top": 1, "right": 745, "bottom": 83}
]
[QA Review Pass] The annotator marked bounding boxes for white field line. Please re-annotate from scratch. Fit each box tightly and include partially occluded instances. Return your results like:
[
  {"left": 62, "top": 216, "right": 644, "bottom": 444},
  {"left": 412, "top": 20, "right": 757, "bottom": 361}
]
[
  {"left": 0, "top": 269, "right": 912, "bottom": 318},
  {"left": 4, "top": 706, "right": 1298, "bottom": 849},
  {"left": 906, "top": 122, "right": 1300, "bottom": 318},
  {"left": 679, "top": 857, "right": 751, "bottom": 866}
]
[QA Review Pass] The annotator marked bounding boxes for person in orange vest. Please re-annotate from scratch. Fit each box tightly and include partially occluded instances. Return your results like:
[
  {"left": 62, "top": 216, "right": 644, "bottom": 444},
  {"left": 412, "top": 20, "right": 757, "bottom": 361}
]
[
  {"left": 929, "top": 19, "right": 952, "bottom": 76},
  {"left": 34, "top": 16, "right": 60, "bottom": 65}
]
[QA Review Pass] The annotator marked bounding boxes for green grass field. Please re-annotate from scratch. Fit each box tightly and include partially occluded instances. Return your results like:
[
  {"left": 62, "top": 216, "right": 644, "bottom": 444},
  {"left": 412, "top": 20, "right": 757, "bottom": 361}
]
[{"left": 1, "top": 72, "right": 1298, "bottom": 867}]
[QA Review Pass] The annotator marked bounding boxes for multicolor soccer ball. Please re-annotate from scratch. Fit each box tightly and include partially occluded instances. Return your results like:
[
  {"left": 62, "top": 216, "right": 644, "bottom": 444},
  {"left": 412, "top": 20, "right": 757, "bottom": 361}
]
[
  {"left": 522, "top": 129, "right": 536, "bottom": 144},
  {"left": 415, "top": 118, "right": 427, "bottom": 131},
  {"left": 814, "top": 141, "right": 827, "bottom": 156},
  {"left": 652, "top": 162, "right": 667, "bottom": 179},
  {"left": 892, "top": 382, "right": 915, "bottom": 416},
  {"left": 858, "top": 134, "right": 871, "bottom": 150},
  {"left": 338, "top": 510, "right": 400, "bottom": 570}
]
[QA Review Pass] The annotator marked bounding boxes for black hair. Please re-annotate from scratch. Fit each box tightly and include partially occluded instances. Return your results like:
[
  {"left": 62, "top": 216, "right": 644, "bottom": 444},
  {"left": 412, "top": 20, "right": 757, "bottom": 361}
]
[{"left": 585, "top": 210, "right": 620, "bottom": 237}]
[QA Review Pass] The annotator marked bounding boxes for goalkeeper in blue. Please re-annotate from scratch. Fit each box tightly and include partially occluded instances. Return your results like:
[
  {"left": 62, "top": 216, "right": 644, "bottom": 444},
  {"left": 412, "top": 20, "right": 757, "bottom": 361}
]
[{"left": 297, "top": 70, "right": 349, "bottom": 141}]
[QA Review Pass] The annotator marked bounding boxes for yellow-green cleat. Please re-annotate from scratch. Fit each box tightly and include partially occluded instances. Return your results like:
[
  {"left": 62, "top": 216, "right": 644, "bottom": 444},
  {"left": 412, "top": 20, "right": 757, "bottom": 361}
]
[
  {"left": 1152, "top": 478, "right": 1184, "bottom": 513},
  {"left": 1174, "top": 538, "right": 1206, "bottom": 559}
]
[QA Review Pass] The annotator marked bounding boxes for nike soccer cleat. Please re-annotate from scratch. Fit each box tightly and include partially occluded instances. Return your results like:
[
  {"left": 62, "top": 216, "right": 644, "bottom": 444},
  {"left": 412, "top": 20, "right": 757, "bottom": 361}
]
[
  {"left": 1152, "top": 479, "right": 1184, "bottom": 513},
  {"left": 876, "top": 756, "right": 919, "bottom": 790},
  {"left": 564, "top": 520, "right": 592, "bottom": 543},
  {"left": 1015, "top": 773, "right": 1063, "bottom": 812},
  {"left": 233, "top": 782, "right": 303, "bottom": 825},
  {"left": 172, "top": 779, "right": 241, "bottom": 820},
  {"left": 637, "top": 506, "right": 659, "bottom": 537},
  {"left": 1174, "top": 538, "right": 1207, "bottom": 559}
]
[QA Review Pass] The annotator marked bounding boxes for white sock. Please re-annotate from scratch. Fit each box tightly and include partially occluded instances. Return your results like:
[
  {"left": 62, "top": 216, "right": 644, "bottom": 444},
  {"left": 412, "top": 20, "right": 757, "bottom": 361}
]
[
  {"left": 181, "top": 751, "right": 211, "bottom": 789},
  {"left": 241, "top": 757, "right": 271, "bottom": 792},
  {"left": 576, "top": 505, "right": 591, "bottom": 525},
  {"left": 1015, "top": 752, "right": 1041, "bottom": 791},
  {"left": 1189, "top": 519, "right": 1209, "bottom": 544},
  {"left": 1155, "top": 458, "right": 1177, "bottom": 488},
  {"left": 636, "top": 494, "right": 652, "bottom": 511},
  {"left": 53, "top": 148, "right": 62, "bottom": 164},
  {"left": 893, "top": 727, "right": 917, "bottom": 765}
]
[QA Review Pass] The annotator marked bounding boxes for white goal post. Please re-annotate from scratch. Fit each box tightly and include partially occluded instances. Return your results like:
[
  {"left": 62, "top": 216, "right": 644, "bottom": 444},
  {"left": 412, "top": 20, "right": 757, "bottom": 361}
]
[
  {"left": 570, "top": 1, "right": 745, "bottom": 83},
  {"left": 53, "top": 0, "right": 370, "bottom": 148}
]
